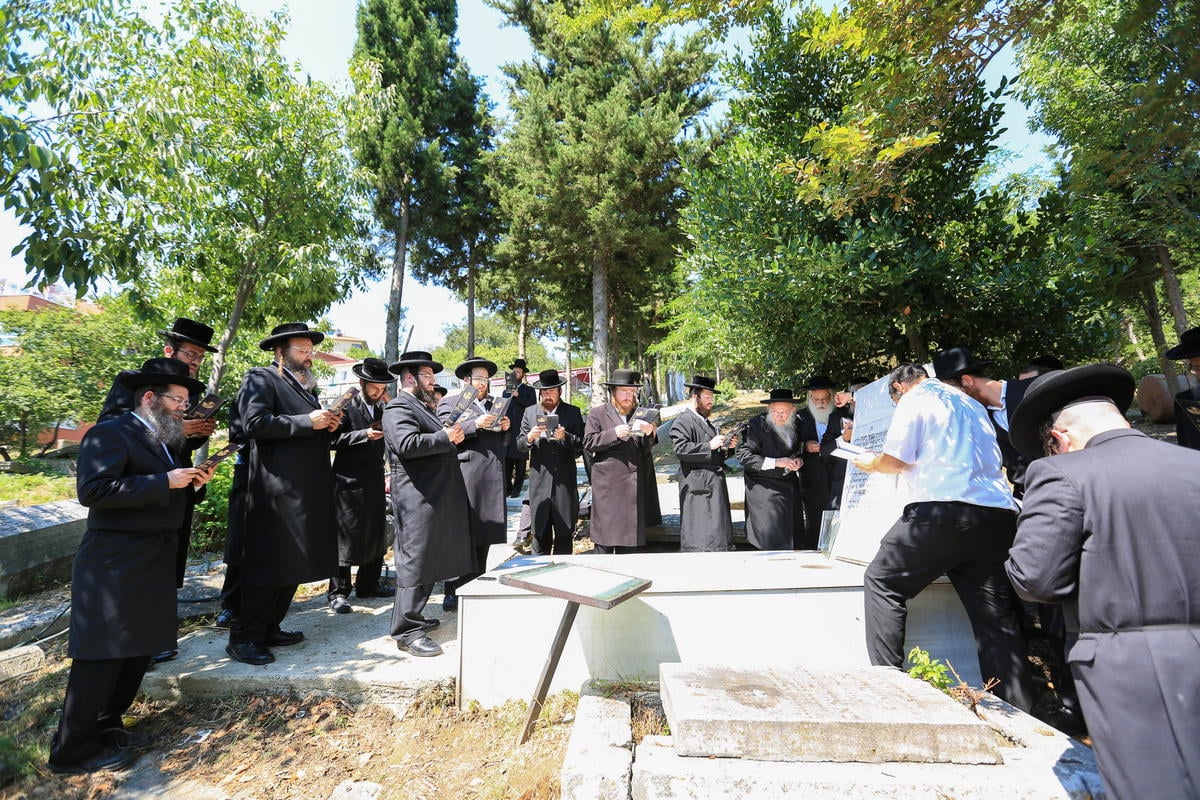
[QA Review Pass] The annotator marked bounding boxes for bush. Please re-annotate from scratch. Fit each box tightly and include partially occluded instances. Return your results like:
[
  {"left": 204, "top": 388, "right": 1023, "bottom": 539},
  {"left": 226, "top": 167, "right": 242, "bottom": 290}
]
[{"left": 191, "top": 457, "right": 234, "bottom": 556}]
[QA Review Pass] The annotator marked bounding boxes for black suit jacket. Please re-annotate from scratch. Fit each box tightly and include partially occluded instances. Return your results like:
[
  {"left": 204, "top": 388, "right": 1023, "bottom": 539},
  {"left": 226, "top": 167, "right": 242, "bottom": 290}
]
[{"left": 992, "top": 378, "right": 1033, "bottom": 497}]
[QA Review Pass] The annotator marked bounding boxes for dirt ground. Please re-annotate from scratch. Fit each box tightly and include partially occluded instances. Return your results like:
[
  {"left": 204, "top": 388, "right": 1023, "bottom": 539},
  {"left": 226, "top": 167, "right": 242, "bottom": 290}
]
[{"left": 0, "top": 628, "right": 576, "bottom": 800}]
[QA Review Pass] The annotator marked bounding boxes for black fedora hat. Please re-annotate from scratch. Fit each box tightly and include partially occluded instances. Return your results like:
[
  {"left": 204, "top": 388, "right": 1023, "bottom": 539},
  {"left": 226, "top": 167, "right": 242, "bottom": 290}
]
[
  {"left": 509, "top": 358, "right": 529, "bottom": 371},
  {"left": 119, "top": 357, "right": 206, "bottom": 396},
  {"left": 433, "top": 385, "right": 448, "bottom": 397},
  {"left": 533, "top": 369, "right": 567, "bottom": 390},
  {"left": 760, "top": 388, "right": 804, "bottom": 404},
  {"left": 804, "top": 375, "right": 836, "bottom": 391},
  {"left": 683, "top": 375, "right": 719, "bottom": 392},
  {"left": 259, "top": 322, "right": 325, "bottom": 351},
  {"left": 603, "top": 368, "right": 642, "bottom": 387},
  {"left": 353, "top": 357, "right": 393, "bottom": 384},
  {"left": 158, "top": 317, "right": 218, "bottom": 353},
  {"left": 1165, "top": 327, "right": 1200, "bottom": 360},
  {"left": 932, "top": 346, "right": 991, "bottom": 379},
  {"left": 1008, "top": 364, "right": 1135, "bottom": 458},
  {"left": 455, "top": 356, "right": 499, "bottom": 380},
  {"left": 388, "top": 350, "right": 443, "bottom": 375}
]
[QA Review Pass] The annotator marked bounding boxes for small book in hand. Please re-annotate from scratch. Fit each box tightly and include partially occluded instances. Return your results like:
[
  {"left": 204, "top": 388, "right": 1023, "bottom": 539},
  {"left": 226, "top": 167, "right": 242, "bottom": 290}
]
[
  {"left": 487, "top": 394, "right": 513, "bottom": 431},
  {"left": 184, "top": 394, "right": 226, "bottom": 420},
  {"left": 629, "top": 405, "right": 660, "bottom": 437},
  {"left": 195, "top": 442, "right": 242, "bottom": 471},
  {"left": 327, "top": 386, "right": 360, "bottom": 414},
  {"left": 444, "top": 384, "right": 480, "bottom": 427},
  {"left": 536, "top": 413, "right": 559, "bottom": 435}
]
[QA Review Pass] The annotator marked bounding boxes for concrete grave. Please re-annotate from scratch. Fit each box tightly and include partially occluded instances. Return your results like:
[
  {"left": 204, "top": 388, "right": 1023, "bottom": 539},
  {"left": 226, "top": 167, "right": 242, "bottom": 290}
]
[
  {"left": 0, "top": 500, "right": 87, "bottom": 598},
  {"left": 659, "top": 663, "right": 1001, "bottom": 764}
]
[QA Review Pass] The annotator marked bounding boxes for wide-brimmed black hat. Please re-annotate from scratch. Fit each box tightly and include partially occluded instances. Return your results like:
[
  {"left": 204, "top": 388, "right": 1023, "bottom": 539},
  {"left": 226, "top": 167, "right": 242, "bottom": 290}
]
[
  {"left": 119, "top": 357, "right": 206, "bottom": 396},
  {"left": 1008, "top": 364, "right": 1136, "bottom": 458},
  {"left": 932, "top": 346, "right": 991, "bottom": 379},
  {"left": 804, "top": 375, "right": 836, "bottom": 391},
  {"left": 353, "top": 357, "right": 393, "bottom": 384},
  {"left": 432, "top": 385, "right": 448, "bottom": 397},
  {"left": 158, "top": 317, "right": 218, "bottom": 353},
  {"left": 258, "top": 322, "right": 325, "bottom": 351},
  {"left": 388, "top": 350, "right": 443, "bottom": 375},
  {"left": 683, "top": 375, "right": 719, "bottom": 393},
  {"left": 1025, "top": 355, "right": 1065, "bottom": 372},
  {"left": 603, "top": 368, "right": 642, "bottom": 387},
  {"left": 509, "top": 358, "right": 529, "bottom": 371},
  {"left": 1165, "top": 327, "right": 1200, "bottom": 360},
  {"left": 455, "top": 357, "right": 498, "bottom": 380},
  {"left": 760, "top": 388, "right": 804, "bottom": 404},
  {"left": 533, "top": 369, "right": 567, "bottom": 390}
]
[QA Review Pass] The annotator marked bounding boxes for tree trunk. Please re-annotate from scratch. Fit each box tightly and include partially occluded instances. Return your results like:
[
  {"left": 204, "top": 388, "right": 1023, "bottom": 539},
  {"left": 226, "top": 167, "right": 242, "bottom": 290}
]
[
  {"left": 1124, "top": 316, "right": 1146, "bottom": 361},
  {"left": 1157, "top": 244, "right": 1189, "bottom": 336},
  {"left": 591, "top": 250, "right": 609, "bottom": 407},
  {"left": 466, "top": 263, "right": 476, "bottom": 358},
  {"left": 1141, "top": 283, "right": 1181, "bottom": 390},
  {"left": 384, "top": 192, "right": 411, "bottom": 365},
  {"left": 518, "top": 300, "right": 529, "bottom": 360},
  {"left": 38, "top": 423, "right": 61, "bottom": 456},
  {"left": 19, "top": 415, "right": 29, "bottom": 458},
  {"left": 208, "top": 268, "right": 258, "bottom": 397},
  {"left": 564, "top": 320, "right": 572, "bottom": 404}
]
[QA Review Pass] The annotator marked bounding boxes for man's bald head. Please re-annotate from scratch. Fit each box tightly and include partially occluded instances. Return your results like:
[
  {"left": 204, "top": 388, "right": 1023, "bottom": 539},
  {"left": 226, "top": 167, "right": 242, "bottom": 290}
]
[{"left": 1041, "top": 399, "right": 1131, "bottom": 456}]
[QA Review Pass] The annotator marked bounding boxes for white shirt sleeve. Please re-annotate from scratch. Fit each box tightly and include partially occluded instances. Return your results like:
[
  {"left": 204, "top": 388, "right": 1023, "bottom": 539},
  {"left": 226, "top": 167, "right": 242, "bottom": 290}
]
[{"left": 882, "top": 391, "right": 924, "bottom": 465}]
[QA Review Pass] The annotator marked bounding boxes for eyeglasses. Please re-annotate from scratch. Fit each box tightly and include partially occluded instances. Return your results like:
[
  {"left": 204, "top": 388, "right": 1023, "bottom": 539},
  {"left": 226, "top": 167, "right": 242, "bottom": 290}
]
[
  {"left": 173, "top": 349, "right": 206, "bottom": 364},
  {"left": 157, "top": 393, "right": 190, "bottom": 408},
  {"left": 469, "top": 375, "right": 490, "bottom": 383},
  {"left": 288, "top": 346, "right": 315, "bottom": 357},
  {"left": 417, "top": 371, "right": 436, "bottom": 380}
]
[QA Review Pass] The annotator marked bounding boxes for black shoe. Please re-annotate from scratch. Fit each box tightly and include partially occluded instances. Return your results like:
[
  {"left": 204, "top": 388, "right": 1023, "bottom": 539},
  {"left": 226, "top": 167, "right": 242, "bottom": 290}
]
[
  {"left": 266, "top": 629, "right": 304, "bottom": 647},
  {"left": 442, "top": 594, "right": 459, "bottom": 612},
  {"left": 48, "top": 746, "right": 139, "bottom": 775},
  {"left": 355, "top": 586, "right": 396, "bottom": 598},
  {"left": 214, "top": 608, "right": 238, "bottom": 628},
  {"left": 329, "top": 596, "right": 353, "bottom": 614},
  {"left": 99, "top": 728, "right": 154, "bottom": 750},
  {"left": 225, "top": 642, "right": 275, "bottom": 666},
  {"left": 396, "top": 635, "right": 443, "bottom": 657},
  {"left": 150, "top": 649, "right": 178, "bottom": 664},
  {"left": 417, "top": 616, "right": 441, "bottom": 631}
]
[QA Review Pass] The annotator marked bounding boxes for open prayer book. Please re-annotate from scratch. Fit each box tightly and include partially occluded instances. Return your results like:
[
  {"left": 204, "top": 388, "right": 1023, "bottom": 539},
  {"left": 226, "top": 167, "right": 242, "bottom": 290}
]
[{"left": 829, "top": 439, "right": 869, "bottom": 461}]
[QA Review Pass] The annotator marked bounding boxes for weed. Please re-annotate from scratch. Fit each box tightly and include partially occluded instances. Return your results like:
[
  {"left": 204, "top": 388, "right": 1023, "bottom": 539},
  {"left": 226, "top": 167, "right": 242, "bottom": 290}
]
[{"left": 906, "top": 647, "right": 953, "bottom": 693}]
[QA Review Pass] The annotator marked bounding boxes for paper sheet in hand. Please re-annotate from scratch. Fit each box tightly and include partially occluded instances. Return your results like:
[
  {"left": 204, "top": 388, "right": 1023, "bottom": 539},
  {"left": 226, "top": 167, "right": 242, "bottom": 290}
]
[{"left": 829, "top": 440, "right": 868, "bottom": 460}]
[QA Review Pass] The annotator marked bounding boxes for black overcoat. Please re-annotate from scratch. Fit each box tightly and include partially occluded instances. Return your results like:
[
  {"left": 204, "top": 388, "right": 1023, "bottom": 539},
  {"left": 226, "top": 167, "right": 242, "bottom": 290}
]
[
  {"left": 989, "top": 378, "right": 1033, "bottom": 497},
  {"left": 1006, "top": 429, "right": 1200, "bottom": 800},
  {"left": 517, "top": 402, "right": 584, "bottom": 540},
  {"left": 736, "top": 413, "right": 805, "bottom": 550},
  {"left": 70, "top": 413, "right": 189, "bottom": 659},
  {"left": 237, "top": 365, "right": 337, "bottom": 586},
  {"left": 583, "top": 403, "right": 657, "bottom": 548},
  {"left": 504, "top": 383, "right": 537, "bottom": 458},
  {"left": 820, "top": 406, "right": 852, "bottom": 509},
  {"left": 1174, "top": 384, "right": 1200, "bottom": 451},
  {"left": 331, "top": 394, "right": 388, "bottom": 566},
  {"left": 222, "top": 400, "right": 248, "bottom": 567},
  {"left": 668, "top": 408, "right": 734, "bottom": 552},
  {"left": 796, "top": 407, "right": 830, "bottom": 546},
  {"left": 383, "top": 391, "right": 474, "bottom": 586},
  {"left": 438, "top": 394, "right": 508, "bottom": 562}
]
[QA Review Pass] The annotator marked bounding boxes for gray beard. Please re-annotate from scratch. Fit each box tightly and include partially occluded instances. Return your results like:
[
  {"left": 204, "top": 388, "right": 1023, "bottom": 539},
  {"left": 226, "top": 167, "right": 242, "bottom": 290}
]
[
  {"left": 145, "top": 398, "right": 185, "bottom": 450},
  {"left": 283, "top": 355, "right": 317, "bottom": 390},
  {"left": 412, "top": 384, "right": 437, "bottom": 407},
  {"left": 769, "top": 415, "right": 797, "bottom": 449},
  {"left": 810, "top": 405, "right": 832, "bottom": 426}
]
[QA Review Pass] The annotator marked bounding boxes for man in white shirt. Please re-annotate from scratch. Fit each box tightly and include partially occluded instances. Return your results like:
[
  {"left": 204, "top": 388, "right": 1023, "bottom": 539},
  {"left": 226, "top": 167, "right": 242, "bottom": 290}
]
[{"left": 853, "top": 362, "right": 1033, "bottom": 712}]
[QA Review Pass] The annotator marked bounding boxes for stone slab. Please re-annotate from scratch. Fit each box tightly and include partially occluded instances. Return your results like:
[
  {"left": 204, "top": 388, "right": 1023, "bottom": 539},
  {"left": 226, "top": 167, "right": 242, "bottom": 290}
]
[
  {"left": 0, "top": 644, "right": 46, "bottom": 682},
  {"left": 632, "top": 694, "right": 1105, "bottom": 800},
  {"left": 659, "top": 664, "right": 1001, "bottom": 764},
  {"left": 561, "top": 686, "right": 634, "bottom": 800},
  {"left": 0, "top": 500, "right": 87, "bottom": 598}
]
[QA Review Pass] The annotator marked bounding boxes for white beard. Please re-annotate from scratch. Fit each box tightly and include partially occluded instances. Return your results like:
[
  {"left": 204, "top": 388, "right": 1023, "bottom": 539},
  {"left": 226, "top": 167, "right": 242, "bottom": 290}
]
[
  {"left": 809, "top": 405, "right": 832, "bottom": 426},
  {"left": 769, "top": 415, "right": 797, "bottom": 449}
]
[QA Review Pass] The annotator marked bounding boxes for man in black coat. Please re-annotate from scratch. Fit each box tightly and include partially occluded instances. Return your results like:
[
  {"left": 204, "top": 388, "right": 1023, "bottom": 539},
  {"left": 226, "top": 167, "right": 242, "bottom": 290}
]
[
  {"left": 503, "top": 358, "right": 537, "bottom": 497},
  {"left": 518, "top": 369, "right": 585, "bottom": 555},
  {"left": 1006, "top": 365, "right": 1200, "bottom": 800},
  {"left": 583, "top": 369, "right": 658, "bottom": 553},
  {"left": 50, "top": 359, "right": 212, "bottom": 774},
  {"left": 736, "top": 389, "right": 806, "bottom": 551},
  {"left": 384, "top": 351, "right": 474, "bottom": 657},
  {"left": 669, "top": 375, "right": 738, "bottom": 552},
  {"left": 226, "top": 323, "right": 341, "bottom": 667},
  {"left": 796, "top": 376, "right": 835, "bottom": 549},
  {"left": 1166, "top": 327, "right": 1200, "bottom": 451},
  {"left": 820, "top": 378, "right": 869, "bottom": 510},
  {"left": 327, "top": 358, "right": 394, "bottom": 616},
  {"left": 439, "top": 356, "right": 510, "bottom": 611}
]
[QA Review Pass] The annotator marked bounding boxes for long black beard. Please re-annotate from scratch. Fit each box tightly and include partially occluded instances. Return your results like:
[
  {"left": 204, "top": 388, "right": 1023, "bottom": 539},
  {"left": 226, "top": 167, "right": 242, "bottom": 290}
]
[
  {"left": 282, "top": 355, "right": 317, "bottom": 390},
  {"left": 145, "top": 398, "right": 185, "bottom": 450}
]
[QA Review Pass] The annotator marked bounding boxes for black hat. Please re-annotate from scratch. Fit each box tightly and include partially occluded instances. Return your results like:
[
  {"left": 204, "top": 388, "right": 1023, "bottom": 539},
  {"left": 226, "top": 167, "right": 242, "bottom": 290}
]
[
  {"left": 259, "top": 322, "right": 325, "bottom": 351},
  {"left": 388, "top": 350, "right": 443, "bottom": 375},
  {"left": 158, "top": 317, "right": 218, "bottom": 353},
  {"left": 1025, "top": 355, "right": 1065, "bottom": 372},
  {"left": 760, "top": 388, "right": 804, "bottom": 404},
  {"left": 119, "top": 357, "right": 206, "bottom": 396},
  {"left": 932, "top": 346, "right": 991, "bottom": 379},
  {"left": 455, "top": 357, "right": 498, "bottom": 380},
  {"left": 683, "top": 375, "right": 718, "bottom": 393},
  {"left": 1165, "top": 327, "right": 1200, "bottom": 360},
  {"left": 603, "top": 368, "right": 642, "bottom": 387},
  {"left": 1008, "top": 364, "right": 1136, "bottom": 458},
  {"left": 509, "top": 358, "right": 529, "bottom": 371},
  {"left": 533, "top": 369, "right": 567, "bottom": 390},
  {"left": 804, "top": 375, "right": 836, "bottom": 391},
  {"left": 353, "top": 358, "right": 393, "bottom": 384},
  {"left": 432, "top": 385, "right": 448, "bottom": 397}
]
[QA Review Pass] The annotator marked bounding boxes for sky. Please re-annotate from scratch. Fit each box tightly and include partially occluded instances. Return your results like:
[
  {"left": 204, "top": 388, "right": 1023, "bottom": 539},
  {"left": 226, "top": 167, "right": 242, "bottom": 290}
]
[{"left": 0, "top": 1, "right": 1055, "bottom": 354}]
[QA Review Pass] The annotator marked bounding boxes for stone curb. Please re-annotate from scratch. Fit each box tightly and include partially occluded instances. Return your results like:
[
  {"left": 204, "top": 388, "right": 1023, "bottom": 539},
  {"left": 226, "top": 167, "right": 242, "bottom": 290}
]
[{"left": 560, "top": 683, "right": 633, "bottom": 800}]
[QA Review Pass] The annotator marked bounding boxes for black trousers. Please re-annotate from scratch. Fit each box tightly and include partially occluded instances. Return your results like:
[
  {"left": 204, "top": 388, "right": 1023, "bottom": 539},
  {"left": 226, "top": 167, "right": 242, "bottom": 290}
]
[
  {"left": 505, "top": 456, "right": 527, "bottom": 496},
  {"left": 327, "top": 559, "right": 384, "bottom": 599},
  {"left": 390, "top": 584, "right": 434, "bottom": 644},
  {"left": 444, "top": 544, "right": 491, "bottom": 598},
  {"left": 533, "top": 511, "right": 574, "bottom": 555},
  {"left": 592, "top": 543, "right": 638, "bottom": 554},
  {"left": 864, "top": 501, "right": 1034, "bottom": 712},
  {"left": 229, "top": 584, "right": 297, "bottom": 645},
  {"left": 50, "top": 655, "right": 152, "bottom": 765},
  {"left": 219, "top": 562, "right": 241, "bottom": 613}
]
